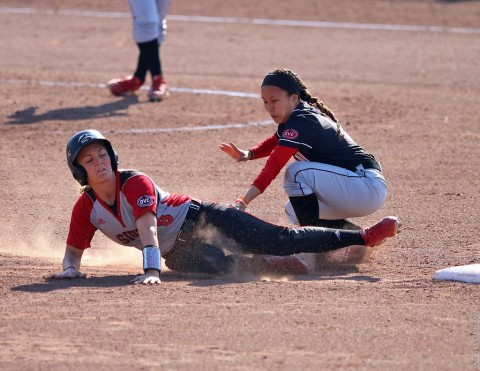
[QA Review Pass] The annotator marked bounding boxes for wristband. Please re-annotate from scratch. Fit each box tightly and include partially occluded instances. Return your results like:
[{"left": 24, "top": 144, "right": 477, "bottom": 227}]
[
  {"left": 236, "top": 196, "right": 249, "bottom": 206},
  {"left": 238, "top": 196, "right": 249, "bottom": 205},
  {"left": 143, "top": 245, "right": 161, "bottom": 273},
  {"left": 247, "top": 150, "right": 254, "bottom": 160}
]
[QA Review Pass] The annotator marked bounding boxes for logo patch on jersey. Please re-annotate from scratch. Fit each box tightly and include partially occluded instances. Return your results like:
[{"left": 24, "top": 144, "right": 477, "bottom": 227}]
[
  {"left": 137, "top": 195, "right": 154, "bottom": 208},
  {"left": 98, "top": 218, "right": 106, "bottom": 225},
  {"left": 282, "top": 129, "right": 299, "bottom": 140}
]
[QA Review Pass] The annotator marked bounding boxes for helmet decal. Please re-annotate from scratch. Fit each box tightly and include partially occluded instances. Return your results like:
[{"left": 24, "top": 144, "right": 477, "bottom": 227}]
[{"left": 78, "top": 132, "right": 98, "bottom": 144}]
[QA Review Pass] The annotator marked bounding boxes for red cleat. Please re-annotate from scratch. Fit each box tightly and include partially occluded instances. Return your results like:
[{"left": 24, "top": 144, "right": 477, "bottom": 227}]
[
  {"left": 361, "top": 216, "right": 400, "bottom": 247},
  {"left": 148, "top": 75, "right": 169, "bottom": 102},
  {"left": 107, "top": 75, "right": 143, "bottom": 96}
]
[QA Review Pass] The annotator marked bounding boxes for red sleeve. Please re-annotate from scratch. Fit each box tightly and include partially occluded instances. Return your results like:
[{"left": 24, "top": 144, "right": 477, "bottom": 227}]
[
  {"left": 250, "top": 134, "right": 279, "bottom": 159},
  {"left": 161, "top": 193, "right": 192, "bottom": 206},
  {"left": 252, "top": 145, "right": 298, "bottom": 193},
  {"left": 66, "top": 194, "right": 97, "bottom": 250},
  {"left": 123, "top": 175, "right": 158, "bottom": 220}
]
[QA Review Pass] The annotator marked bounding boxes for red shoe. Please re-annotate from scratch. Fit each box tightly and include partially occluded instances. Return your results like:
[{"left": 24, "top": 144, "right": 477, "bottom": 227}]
[
  {"left": 361, "top": 216, "right": 400, "bottom": 247},
  {"left": 260, "top": 255, "right": 309, "bottom": 275},
  {"left": 148, "top": 75, "right": 169, "bottom": 102},
  {"left": 107, "top": 75, "right": 143, "bottom": 96}
]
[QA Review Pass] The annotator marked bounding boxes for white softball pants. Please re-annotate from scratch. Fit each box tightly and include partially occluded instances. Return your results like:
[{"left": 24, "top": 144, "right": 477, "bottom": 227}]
[
  {"left": 283, "top": 161, "right": 388, "bottom": 223},
  {"left": 128, "top": 0, "right": 170, "bottom": 43}
]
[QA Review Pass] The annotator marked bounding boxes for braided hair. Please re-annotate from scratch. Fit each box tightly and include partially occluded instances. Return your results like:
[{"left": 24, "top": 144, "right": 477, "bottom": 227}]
[
  {"left": 264, "top": 68, "right": 342, "bottom": 136},
  {"left": 269, "top": 68, "right": 339, "bottom": 123}
]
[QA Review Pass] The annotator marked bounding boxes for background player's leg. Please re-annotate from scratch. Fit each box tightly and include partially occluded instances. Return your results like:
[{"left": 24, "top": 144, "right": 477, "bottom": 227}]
[
  {"left": 133, "top": 46, "right": 148, "bottom": 82},
  {"left": 137, "top": 39, "right": 161, "bottom": 77},
  {"left": 155, "top": 0, "right": 171, "bottom": 44}
]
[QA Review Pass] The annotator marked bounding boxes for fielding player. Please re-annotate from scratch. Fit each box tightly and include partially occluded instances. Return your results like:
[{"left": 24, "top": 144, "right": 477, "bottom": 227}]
[{"left": 221, "top": 68, "right": 388, "bottom": 231}]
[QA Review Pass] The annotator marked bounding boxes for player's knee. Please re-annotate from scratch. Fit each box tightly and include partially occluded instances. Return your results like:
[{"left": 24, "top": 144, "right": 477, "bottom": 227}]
[
  {"left": 165, "top": 243, "right": 234, "bottom": 275},
  {"left": 284, "top": 162, "right": 301, "bottom": 183},
  {"left": 197, "top": 244, "right": 234, "bottom": 275}
]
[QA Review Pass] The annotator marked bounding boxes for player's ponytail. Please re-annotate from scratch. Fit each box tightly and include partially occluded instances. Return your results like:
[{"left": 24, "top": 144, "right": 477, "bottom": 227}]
[
  {"left": 285, "top": 69, "right": 343, "bottom": 137},
  {"left": 287, "top": 71, "right": 338, "bottom": 124},
  {"left": 263, "top": 69, "right": 342, "bottom": 135}
]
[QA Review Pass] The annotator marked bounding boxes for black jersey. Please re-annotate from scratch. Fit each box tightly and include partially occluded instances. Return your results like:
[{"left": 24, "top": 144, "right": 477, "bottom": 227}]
[{"left": 276, "top": 102, "right": 376, "bottom": 171}]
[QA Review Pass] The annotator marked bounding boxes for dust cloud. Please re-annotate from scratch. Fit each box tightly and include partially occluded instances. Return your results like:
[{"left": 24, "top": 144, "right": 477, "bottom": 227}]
[
  {"left": 0, "top": 222, "right": 143, "bottom": 270},
  {"left": 0, "top": 218, "right": 369, "bottom": 279}
]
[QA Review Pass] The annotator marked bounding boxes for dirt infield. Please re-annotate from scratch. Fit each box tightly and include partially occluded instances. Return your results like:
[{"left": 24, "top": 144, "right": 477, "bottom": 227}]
[{"left": 1, "top": 0, "right": 479, "bottom": 369}]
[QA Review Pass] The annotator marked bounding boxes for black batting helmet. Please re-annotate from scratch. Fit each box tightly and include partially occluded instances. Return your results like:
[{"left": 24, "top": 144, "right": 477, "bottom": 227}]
[{"left": 66, "top": 129, "right": 119, "bottom": 185}]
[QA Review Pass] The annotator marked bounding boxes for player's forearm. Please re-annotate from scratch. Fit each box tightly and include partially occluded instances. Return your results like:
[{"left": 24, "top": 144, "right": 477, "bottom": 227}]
[
  {"left": 62, "top": 245, "right": 84, "bottom": 270},
  {"left": 249, "top": 134, "right": 278, "bottom": 159},
  {"left": 242, "top": 185, "right": 262, "bottom": 204},
  {"left": 251, "top": 145, "right": 296, "bottom": 193},
  {"left": 136, "top": 213, "right": 162, "bottom": 276},
  {"left": 136, "top": 212, "right": 160, "bottom": 248}
]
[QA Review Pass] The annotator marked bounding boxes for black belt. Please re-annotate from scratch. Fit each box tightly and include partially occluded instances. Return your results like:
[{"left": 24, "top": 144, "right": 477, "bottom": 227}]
[
  {"left": 178, "top": 199, "right": 202, "bottom": 241},
  {"left": 167, "top": 199, "right": 203, "bottom": 256},
  {"left": 354, "top": 160, "right": 382, "bottom": 172},
  {"left": 186, "top": 199, "right": 202, "bottom": 221}
]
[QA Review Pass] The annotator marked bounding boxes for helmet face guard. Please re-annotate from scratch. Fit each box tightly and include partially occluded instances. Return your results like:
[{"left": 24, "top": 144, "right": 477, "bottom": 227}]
[{"left": 66, "top": 130, "right": 119, "bottom": 185}]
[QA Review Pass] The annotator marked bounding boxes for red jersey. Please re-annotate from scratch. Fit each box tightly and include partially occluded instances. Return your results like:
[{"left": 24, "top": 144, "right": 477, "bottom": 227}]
[{"left": 67, "top": 170, "right": 191, "bottom": 254}]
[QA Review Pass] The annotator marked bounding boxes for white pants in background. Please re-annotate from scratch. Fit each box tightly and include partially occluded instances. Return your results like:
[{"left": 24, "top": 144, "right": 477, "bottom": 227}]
[{"left": 128, "top": 0, "right": 171, "bottom": 43}]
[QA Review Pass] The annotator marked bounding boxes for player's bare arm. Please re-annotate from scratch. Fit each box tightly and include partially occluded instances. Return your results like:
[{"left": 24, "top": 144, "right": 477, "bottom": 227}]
[
  {"left": 235, "top": 185, "right": 261, "bottom": 211},
  {"left": 49, "top": 245, "right": 87, "bottom": 279}
]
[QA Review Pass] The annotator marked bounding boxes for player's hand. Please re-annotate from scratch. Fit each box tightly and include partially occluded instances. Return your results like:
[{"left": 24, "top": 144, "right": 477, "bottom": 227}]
[
  {"left": 220, "top": 142, "right": 250, "bottom": 162},
  {"left": 234, "top": 202, "right": 247, "bottom": 211},
  {"left": 234, "top": 197, "right": 248, "bottom": 211},
  {"left": 48, "top": 266, "right": 87, "bottom": 279},
  {"left": 129, "top": 270, "right": 161, "bottom": 285},
  {"left": 226, "top": 203, "right": 244, "bottom": 211}
]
